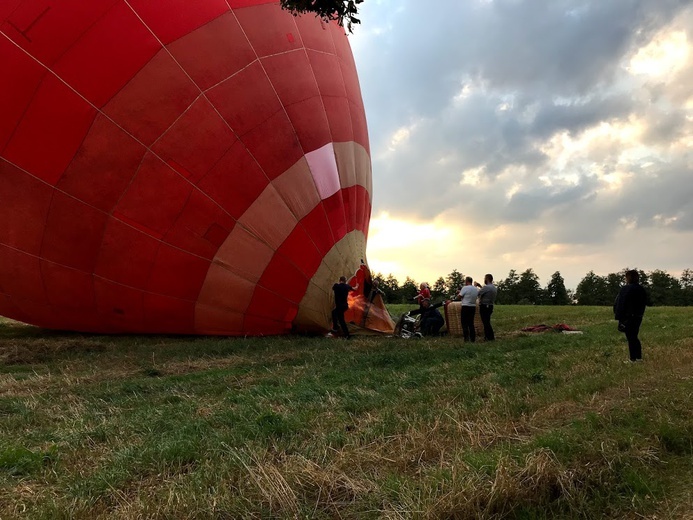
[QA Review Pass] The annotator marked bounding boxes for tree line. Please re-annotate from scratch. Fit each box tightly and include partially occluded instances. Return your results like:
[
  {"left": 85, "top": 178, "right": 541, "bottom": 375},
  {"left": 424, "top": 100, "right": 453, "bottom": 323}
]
[{"left": 373, "top": 268, "right": 693, "bottom": 306}]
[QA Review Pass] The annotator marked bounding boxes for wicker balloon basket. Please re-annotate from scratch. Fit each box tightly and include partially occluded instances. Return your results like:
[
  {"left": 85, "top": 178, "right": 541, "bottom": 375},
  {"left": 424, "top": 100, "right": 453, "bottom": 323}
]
[{"left": 443, "top": 301, "right": 485, "bottom": 342}]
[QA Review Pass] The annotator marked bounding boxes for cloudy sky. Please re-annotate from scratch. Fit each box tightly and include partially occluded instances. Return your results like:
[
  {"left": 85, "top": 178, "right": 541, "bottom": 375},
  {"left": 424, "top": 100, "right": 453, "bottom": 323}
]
[{"left": 348, "top": 0, "right": 693, "bottom": 289}]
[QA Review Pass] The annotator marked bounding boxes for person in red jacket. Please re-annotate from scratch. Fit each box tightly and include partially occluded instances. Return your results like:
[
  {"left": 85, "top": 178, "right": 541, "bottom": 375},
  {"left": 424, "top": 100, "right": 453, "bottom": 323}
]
[{"left": 414, "top": 282, "right": 431, "bottom": 306}]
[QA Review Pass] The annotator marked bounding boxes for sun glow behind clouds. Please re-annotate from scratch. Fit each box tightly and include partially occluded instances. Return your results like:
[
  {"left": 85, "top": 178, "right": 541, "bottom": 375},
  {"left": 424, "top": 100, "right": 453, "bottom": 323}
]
[
  {"left": 537, "top": 117, "right": 650, "bottom": 191},
  {"left": 366, "top": 212, "right": 458, "bottom": 280},
  {"left": 628, "top": 31, "right": 689, "bottom": 77}
]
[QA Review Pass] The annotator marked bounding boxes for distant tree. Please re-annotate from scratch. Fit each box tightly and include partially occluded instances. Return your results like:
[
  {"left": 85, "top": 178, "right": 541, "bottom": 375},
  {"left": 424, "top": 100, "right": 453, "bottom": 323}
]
[
  {"left": 681, "top": 268, "right": 693, "bottom": 306},
  {"left": 566, "top": 289, "right": 576, "bottom": 305},
  {"left": 516, "top": 268, "right": 543, "bottom": 304},
  {"left": 605, "top": 272, "right": 624, "bottom": 303},
  {"left": 280, "top": 0, "right": 364, "bottom": 31},
  {"left": 445, "top": 269, "right": 464, "bottom": 298},
  {"left": 575, "top": 271, "right": 610, "bottom": 305},
  {"left": 648, "top": 269, "right": 682, "bottom": 306},
  {"left": 497, "top": 269, "right": 520, "bottom": 304},
  {"left": 377, "top": 274, "right": 399, "bottom": 303},
  {"left": 372, "top": 272, "right": 385, "bottom": 285},
  {"left": 431, "top": 277, "right": 446, "bottom": 301},
  {"left": 398, "top": 277, "right": 419, "bottom": 304},
  {"left": 635, "top": 268, "right": 649, "bottom": 288},
  {"left": 545, "top": 271, "right": 570, "bottom": 305}
]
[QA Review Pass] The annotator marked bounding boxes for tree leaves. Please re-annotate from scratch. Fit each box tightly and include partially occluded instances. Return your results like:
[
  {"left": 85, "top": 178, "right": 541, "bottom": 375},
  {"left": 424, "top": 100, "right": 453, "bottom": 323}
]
[{"left": 280, "top": 0, "right": 364, "bottom": 32}]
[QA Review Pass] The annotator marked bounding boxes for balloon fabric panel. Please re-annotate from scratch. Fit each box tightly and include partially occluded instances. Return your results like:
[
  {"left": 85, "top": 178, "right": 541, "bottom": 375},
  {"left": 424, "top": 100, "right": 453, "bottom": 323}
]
[
  {"left": 293, "top": 12, "right": 335, "bottom": 53},
  {"left": 57, "top": 115, "right": 146, "bottom": 213},
  {"left": 261, "top": 50, "right": 319, "bottom": 106},
  {"left": 0, "top": 1, "right": 383, "bottom": 336},
  {"left": 41, "top": 261, "right": 95, "bottom": 311},
  {"left": 285, "top": 97, "right": 333, "bottom": 153},
  {"left": 167, "top": 13, "right": 255, "bottom": 91},
  {"left": 0, "top": 159, "right": 52, "bottom": 254},
  {"left": 162, "top": 190, "right": 235, "bottom": 260},
  {"left": 0, "top": 36, "right": 46, "bottom": 150},
  {"left": 239, "top": 110, "right": 304, "bottom": 180},
  {"left": 198, "top": 140, "right": 269, "bottom": 220},
  {"left": 114, "top": 153, "right": 192, "bottom": 240},
  {"left": 151, "top": 98, "right": 237, "bottom": 184},
  {"left": 1, "top": 0, "right": 119, "bottom": 66},
  {"left": 3, "top": 73, "right": 96, "bottom": 185},
  {"left": 94, "top": 278, "right": 146, "bottom": 332},
  {"left": 146, "top": 244, "right": 210, "bottom": 302},
  {"left": 233, "top": 3, "right": 303, "bottom": 57},
  {"left": 277, "top": 225, "right": 324, "bottom": 279},
  {"left": 94, "top": 217, "right": 160, "bottom": 288},
  {"left": 126, "top": 0, "right": 228, "bottom": 45},
  {"left": 258, "top": 254, "right": 310, "bottom": 305},
  {"left": 144, "top": 293, "right": 195, "bottom": 334},
  {"left": 206, "top": 60, "right": 281, "bottom": 137},
  {"left": 271, "top": 158, "right": 321, "bottom": 221},
  {"left": 322, "top": 96, "right": 354, "bottom": 142},
  {"left": 0, "top": 245, "right": 46, "bottom": 305},
  {"left": 307, "top": 50, "right": 346, "bottom": 97},
  {"left": 40, "top": 192, "right": 109, "bottom": 272},
  {"left": 103, "top": 50, "right": 201, "bottom": 146},
  {"left": 52, "top": 2, "right": 160, "bottom": 107}
]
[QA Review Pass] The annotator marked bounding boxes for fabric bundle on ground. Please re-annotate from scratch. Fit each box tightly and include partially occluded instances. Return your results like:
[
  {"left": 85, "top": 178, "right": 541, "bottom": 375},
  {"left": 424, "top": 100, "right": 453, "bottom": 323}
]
[{"left": 520, "top": 323, "right": 577, "bottom": 333}]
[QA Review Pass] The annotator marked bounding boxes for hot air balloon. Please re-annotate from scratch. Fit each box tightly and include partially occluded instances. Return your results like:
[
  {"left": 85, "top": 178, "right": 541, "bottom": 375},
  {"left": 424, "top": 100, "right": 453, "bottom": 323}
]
[{"left": 0, "top": 0, "right": 394, "bottom": 336}]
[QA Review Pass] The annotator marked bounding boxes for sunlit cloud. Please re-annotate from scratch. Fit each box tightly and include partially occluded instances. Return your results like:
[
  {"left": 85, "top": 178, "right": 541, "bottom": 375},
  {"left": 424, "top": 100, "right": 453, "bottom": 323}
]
[
  {"left": 628, "top": 30, "right": 689, "bottom": 77},
  {"left": 505, "top": 183, "right": 521, "bottom": 200},
  {"left": 460, "top": 166, "right": 483, "bottom": 186},
  {"left": 387, "top": 126, "right": 410, "bottom": 151},
  {"left": 367, "top": 212, "right": 455, "bottom": 253}
]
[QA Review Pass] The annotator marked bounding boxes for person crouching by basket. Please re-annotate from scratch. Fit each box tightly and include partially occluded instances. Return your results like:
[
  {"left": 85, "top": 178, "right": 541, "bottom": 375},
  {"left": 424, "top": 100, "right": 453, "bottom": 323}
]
[
  {"left": 410, "top": 298, "right": 445, "bottom": 336},
  {"left": 458, "top": 277, "right": 479, "bottom": 342}
]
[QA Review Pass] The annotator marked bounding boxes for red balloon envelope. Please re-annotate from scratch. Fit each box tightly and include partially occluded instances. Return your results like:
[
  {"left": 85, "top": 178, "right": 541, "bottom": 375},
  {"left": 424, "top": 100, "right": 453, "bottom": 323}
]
[{"left": 0, "top": 0, "right": 394, "bottom": 335}]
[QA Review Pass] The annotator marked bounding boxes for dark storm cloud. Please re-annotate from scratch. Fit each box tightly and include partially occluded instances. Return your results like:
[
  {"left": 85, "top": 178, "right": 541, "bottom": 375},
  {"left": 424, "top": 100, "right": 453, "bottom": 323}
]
[
  {"left": 642, "top": 110, "right": 690, "bottom": 145},
  {"left": 359, "top": 0, "right": 684, "bottom": 131},
  {"left": 502, "top": 177, "right": 600, "bottom": 223},
  {"left": 529, "top": 96, "right": 635, "bottom": 139},
  {"left": 538, "top": 156, "right": 693, "bottom": 247}
]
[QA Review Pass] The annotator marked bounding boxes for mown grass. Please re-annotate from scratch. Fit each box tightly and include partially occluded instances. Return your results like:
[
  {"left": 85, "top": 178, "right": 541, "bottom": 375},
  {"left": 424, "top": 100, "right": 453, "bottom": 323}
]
[{"left": 1, "top": 306, "right": 692, "bottom": 519}]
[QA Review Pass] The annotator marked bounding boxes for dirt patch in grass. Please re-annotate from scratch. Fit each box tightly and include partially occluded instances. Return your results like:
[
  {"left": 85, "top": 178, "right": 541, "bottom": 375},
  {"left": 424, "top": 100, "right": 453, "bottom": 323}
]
[
  {"left": 0, "top": 337, "right": 109, "bottom": 365},
  {"left": 158, "top": 355, "right": 251, "bottom": 376}
]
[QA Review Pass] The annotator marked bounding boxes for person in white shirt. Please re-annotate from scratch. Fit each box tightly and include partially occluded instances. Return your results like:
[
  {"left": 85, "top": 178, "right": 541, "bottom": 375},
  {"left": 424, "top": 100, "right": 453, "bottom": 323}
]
[{"left": 458, "top": 276, "right": 479, "bottom": 342}]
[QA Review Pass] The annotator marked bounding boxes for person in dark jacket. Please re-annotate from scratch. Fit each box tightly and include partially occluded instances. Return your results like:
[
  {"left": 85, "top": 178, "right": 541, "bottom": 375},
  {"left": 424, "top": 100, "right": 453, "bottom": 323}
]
[
  {"left": 331, "top": 276, "right": 359, "bottom": 338},
  {"left": 474, "top": 273, "right": 497, "bottom": 341},
  {"left": 410, "top": 298, "right": 445, "bottom": 336},
  {"left": 614, "top": 269, "right": 648, "bottom": 362}
]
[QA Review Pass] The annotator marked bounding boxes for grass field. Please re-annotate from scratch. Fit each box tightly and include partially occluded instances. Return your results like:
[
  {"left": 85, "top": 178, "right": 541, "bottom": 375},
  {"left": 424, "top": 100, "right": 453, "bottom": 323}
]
[{"left": 1, "top": 306, "right": 692, "bottom": 519}]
